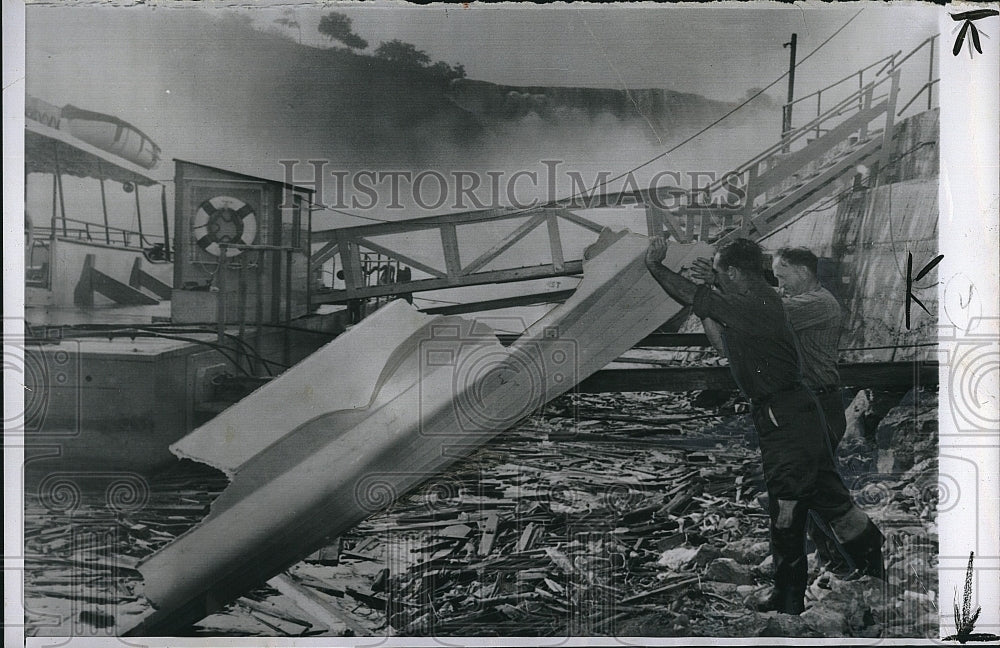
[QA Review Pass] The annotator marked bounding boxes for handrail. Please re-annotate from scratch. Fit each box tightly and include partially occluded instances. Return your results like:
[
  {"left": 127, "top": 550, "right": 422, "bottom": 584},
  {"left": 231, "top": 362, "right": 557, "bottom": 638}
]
[
  {"left": 897, "top": 79, "right": 939, "bottom": 117},
  {"left": 38, "top": 215, "right": 165, "bottom": 250},
  {"left": 784, "top": 53, "right": 897, "bottom": 110},
  {"left": 696, "top": 76, "right": 888, "bottom": 200},
  {"left": 890, "top": 34, "right": 937, "bottom": 73},
  {"left": 895, "top": 34, "right": 939, "bottom": 118}
]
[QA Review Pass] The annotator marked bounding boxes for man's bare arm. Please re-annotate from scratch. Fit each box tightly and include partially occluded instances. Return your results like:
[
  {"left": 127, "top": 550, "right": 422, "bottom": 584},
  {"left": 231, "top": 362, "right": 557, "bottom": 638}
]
[{"left": 645, "top": 237, "right": 698, "bottom": 306}]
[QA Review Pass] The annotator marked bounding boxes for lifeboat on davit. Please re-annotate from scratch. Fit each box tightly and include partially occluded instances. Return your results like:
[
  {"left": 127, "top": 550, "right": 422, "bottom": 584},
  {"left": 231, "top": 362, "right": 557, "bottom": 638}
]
[{"left": 59, "top": 104, "right": 162, "bottom": 170}]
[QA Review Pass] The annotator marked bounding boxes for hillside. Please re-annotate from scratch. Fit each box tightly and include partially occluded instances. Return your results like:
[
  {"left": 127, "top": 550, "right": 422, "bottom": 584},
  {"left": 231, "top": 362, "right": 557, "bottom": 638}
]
[{"left": 26, "top": 10, "right": 781, "bottom": 197}]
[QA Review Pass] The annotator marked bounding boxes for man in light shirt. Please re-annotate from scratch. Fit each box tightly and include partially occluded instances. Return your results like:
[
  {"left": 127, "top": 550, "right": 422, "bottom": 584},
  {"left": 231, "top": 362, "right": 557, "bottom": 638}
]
[
  {"left": 772, "top": 247, "right": 846, "bottom": 446},
  {"left": 771, "top": 247, "right": 852, "bottom": 577}
]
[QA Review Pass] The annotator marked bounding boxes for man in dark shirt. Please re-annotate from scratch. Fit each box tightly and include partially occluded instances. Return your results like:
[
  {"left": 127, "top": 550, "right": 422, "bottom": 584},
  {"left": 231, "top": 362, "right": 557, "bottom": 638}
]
[{"left": 645, "top": 236, "right": 883, "bottom": 615}]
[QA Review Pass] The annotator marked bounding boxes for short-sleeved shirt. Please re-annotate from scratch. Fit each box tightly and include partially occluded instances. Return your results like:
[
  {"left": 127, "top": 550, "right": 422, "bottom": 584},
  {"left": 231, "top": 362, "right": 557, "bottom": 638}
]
[
  {"left": 782, "top": 287, "right": 843, "bottom": 388},
  {"left": 692, "top": 283, "right": 803, "bottom": 403}
]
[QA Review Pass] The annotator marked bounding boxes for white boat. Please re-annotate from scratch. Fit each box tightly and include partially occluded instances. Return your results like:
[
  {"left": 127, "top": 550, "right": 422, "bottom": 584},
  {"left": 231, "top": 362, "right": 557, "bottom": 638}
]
[
  {"left": 123, "top": 232, "right": 713, "bottom": 634},
  {"left": 59, "top": 104, "right": 162, "bottom": 170}
]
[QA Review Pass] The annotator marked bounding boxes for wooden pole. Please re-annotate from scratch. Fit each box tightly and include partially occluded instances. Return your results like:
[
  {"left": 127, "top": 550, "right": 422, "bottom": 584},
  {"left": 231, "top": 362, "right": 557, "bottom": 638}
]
[
  {"left": 50, "top": 167, "right": 58, "bottom": 239},
  {"left": 781, "top": 33, "right": 797, "bottom": 152},
  {"left": 284, "top": 248, "right": 293, "bottom": 367},
  {"left": 134, "top": 181, "right": 145, "bottom": 247},
  {"left": 97, "top": 160, "right": 111, "bottom": 244},
  {"left": 237, "top": 253, "right": 248, "bottom": 372},
  {"left": 927, "top": 42, "right": 935, "bottom": 110},
  {"left": 160, "top": 185, "right": 172, "bottom": 260},
  {"left": 255, "top": 251, "right": 264, "bottom": 374},
  {"left": 53, "top": 143, "right": 67, "bottom": 236},
  {"left": 216, "top": 247, "right": 227, "bottom": 345}
]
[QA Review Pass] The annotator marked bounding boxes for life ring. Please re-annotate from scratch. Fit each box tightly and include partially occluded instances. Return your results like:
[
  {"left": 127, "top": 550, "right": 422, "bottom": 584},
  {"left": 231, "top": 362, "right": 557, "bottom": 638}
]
[{"left": 192, "top": 196, "right": 257, "bottom": 257}]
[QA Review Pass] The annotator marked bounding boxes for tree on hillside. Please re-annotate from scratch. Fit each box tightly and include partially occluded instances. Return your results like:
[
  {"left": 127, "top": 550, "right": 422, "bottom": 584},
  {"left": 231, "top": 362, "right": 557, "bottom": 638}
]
[
  {"left": 274, "top": 9, "right": 302, "bottom": 44},
  {"left": 373, "top": 39, "right": 432, "bottom": 67},
  {"left": 319, "top": 12, "right": 368, "bottom": 50},
  {"left": 429, "top": 61, "right": 467, "bottom": 80}
]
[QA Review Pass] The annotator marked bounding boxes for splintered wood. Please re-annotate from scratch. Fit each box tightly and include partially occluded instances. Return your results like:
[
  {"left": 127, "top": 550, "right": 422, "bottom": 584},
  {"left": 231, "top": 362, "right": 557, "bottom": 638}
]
[
  {"left": 23, "top": 389, "right": 941, "bottom": 638},
  {"left": 288, "top": 391, "right": 772, "bottom": 637}
]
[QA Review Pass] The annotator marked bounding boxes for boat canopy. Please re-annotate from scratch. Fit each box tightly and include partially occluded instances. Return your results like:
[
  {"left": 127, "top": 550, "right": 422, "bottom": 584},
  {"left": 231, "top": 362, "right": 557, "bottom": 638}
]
[{"left": 25, "top": 120, "right": 160, "bottom": 187}]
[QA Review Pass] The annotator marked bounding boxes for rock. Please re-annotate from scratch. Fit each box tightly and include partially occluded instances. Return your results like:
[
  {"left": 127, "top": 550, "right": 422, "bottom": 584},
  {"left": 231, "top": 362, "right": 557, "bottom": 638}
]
[
  {"left": 821, "top": 577, "right": 885, "bottom": 632},
  {"left": 705, "top": 558, "right": 755, "bottom": 585},
  {"left": 701, "top": 580, "right": 739, "bottom": 595},
  {"left": 657, "top": 545, "right": 698, "bottom": 569},
  {"left": 721, "top": 538, "right": 770, "bottom": 564},
  {"left": 874, "top": 394, "right": 938, "bottom": 473},
  {"left": 688, "top": 543, "right": 722, "bottom": 567},
  {"left": 755, "top": 554, "right": 773, "bottom": 577},
  {"left": 758, "top": 614, "right": 821, "bottom": 637},
  {"left": 801, "top": 607, "right": 849, "bottom": 635}
]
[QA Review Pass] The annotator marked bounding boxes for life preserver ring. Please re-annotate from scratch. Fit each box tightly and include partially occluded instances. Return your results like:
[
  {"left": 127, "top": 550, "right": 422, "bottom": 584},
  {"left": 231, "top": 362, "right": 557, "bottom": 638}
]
[{"left": 192, "top": 196, "right": 257, "bottom": 257}]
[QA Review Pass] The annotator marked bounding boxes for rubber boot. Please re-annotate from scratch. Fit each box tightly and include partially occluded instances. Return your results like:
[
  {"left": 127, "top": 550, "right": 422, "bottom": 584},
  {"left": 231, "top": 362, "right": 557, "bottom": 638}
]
[
  {"left": 757, "top": 516, "right": 809, "bottom": 615},
  {"left": 755, "top": 555, "right": 807, "bottom": 614},
  {"left": 840, "top": 520, "right": 885, "bottom": 579},
  {"left": 808, "top": 514, "right": 852, "bottom": 577}
]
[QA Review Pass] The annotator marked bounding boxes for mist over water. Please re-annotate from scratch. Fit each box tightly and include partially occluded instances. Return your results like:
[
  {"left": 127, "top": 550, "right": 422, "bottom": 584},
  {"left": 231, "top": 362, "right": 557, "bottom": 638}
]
[
  {"left": 25, "top": 7, "right": 784, "bottom": 319},
  {"left": 27, "top": 9, "right": 780, "bottom": 221}
]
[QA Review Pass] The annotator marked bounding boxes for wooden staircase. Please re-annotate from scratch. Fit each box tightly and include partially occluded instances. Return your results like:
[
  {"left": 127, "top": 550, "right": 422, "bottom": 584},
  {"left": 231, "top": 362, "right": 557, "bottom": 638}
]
[{"left": 647, "top": 69, "right": 902, "bottom": 247}]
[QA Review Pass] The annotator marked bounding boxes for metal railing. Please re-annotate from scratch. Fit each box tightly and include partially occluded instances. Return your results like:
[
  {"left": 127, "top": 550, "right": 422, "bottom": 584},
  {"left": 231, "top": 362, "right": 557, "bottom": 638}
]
[
  {"left": 36, "top": 216, "right": 167, "bottom": 252},
  {"left": 310, "top": 206, "right": 603, "bottom": 304},
  {"left": 783, "top": 34, "right": 938, "bottom": 137}
]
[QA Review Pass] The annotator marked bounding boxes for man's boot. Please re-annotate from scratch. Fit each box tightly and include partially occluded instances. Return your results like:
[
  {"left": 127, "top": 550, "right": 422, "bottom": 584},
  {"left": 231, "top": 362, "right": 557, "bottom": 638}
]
[
  {"left": 841, "top": 520, "right": 885, "bottom": 579},
  {"left": 808, "top": 514, "right": 852, "bottom": 578},
  {"left": 755, "top": 555, "right": 807, "bottom": 614},
  {"left": 756, "top": 518, "right": 809, "bottom": 615}
]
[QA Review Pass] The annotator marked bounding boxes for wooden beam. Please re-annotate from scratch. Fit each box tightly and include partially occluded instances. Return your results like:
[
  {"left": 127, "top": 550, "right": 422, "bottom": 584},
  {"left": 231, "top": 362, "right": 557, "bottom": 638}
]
[
  {"left": 578, "top": 361, "right": 938, "bottom": 393},
  {"left": 879, "top": 71, "right": 900, "bottom": 178},
  {"left": 356, "top": 237, "right": 447, "bottom": 279},
  {"left": 753, "top": 99, "right": 888, "bottom": 196},
  {"left": 74, "top": 254, "right": 159, "bottom": 308},
  {"left": 420, "top": 289, "right": 576, "bottom": 316},
  {"left": 335, "top": 231, "right": 363, "bottom": 293},
  {"left": 555, "top": 209, "right": 606, "bottom": 234},
  {"left": 440, "top": 224, "right": 462, "bottom": 277},
  {"left": 649, "top": 205, "right": 689, "bottom": 243},
  {"left": 129, "top": 257, "right": 172, "bottom": 300},
  {"left": 313, "top": 260, "right": 586, "bottom": 303},
  {"left": 309, "top": 241, "right": 338, "bottom": 267},
  {"left": 123, "top": 237, "right": 714, "bottom": 636},
  {"left": 493, "top": 331, "right": 711, "bottom": 347},
  {"left": 311, "top": 206, "right": 525, "bottom": 242},
  {"left": 718, "top": 138, "right": 882, "bottom": 247},
  {"left": 461, "top": 212, "right": 548, "bottom": 275},
  {"left": 546, "top": 212, "right": 565, "bottom": 272}
]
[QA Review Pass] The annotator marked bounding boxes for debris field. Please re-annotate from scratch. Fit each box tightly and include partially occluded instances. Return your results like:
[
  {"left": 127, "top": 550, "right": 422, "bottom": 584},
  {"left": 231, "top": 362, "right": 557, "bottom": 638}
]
[{"left": 23, "top": 388, "right": 939, "bottom": 638}]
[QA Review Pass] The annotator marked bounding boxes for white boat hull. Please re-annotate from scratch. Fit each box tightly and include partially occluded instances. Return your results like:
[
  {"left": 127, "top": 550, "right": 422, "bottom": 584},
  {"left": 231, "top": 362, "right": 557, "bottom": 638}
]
[{"left": 126, "top": 231, "right": 713, "bottom": 633}]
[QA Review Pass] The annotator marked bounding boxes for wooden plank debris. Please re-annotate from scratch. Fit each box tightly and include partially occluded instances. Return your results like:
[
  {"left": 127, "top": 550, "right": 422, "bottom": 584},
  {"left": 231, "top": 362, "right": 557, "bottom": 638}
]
[{"left": 123, "top": 234, "right": 714, "bottom": 635}]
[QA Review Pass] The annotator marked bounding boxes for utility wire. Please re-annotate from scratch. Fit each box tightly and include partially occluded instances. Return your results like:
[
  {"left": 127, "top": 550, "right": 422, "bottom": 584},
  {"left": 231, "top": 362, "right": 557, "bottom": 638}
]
[
  {"left": 306, "top": 8, "right": 867, "bottom": 233},
  {"left": 544, "top": 7, "right": 867, "bottom": 210}
]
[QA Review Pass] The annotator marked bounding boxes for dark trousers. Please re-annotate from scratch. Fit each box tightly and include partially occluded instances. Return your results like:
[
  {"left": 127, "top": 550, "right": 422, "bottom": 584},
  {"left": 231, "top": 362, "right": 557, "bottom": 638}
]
[
  {"left": 751, "top": 387, "right": 856, "bottom": 592},
  {"left": 809, "top": 388, "right": 851, "bottom": 571},
  {"left": 817, "top": 388, "right": 847, "bottom": 449}
]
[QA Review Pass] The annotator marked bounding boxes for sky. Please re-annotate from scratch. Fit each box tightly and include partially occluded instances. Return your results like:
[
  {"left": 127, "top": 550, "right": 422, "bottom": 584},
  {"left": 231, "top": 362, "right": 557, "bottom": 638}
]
[
  {"left": 21, "top": 2, "right": 941, "bottom": 237},
  {"left": 255, "top": 2, "right": 938, "bottom": 100}
]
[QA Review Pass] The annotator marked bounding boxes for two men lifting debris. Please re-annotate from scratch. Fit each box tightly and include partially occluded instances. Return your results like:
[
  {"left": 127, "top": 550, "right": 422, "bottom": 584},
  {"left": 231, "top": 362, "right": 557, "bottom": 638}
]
[{"left": 645, "top": 236, "right": 884, "bottom": 615}]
